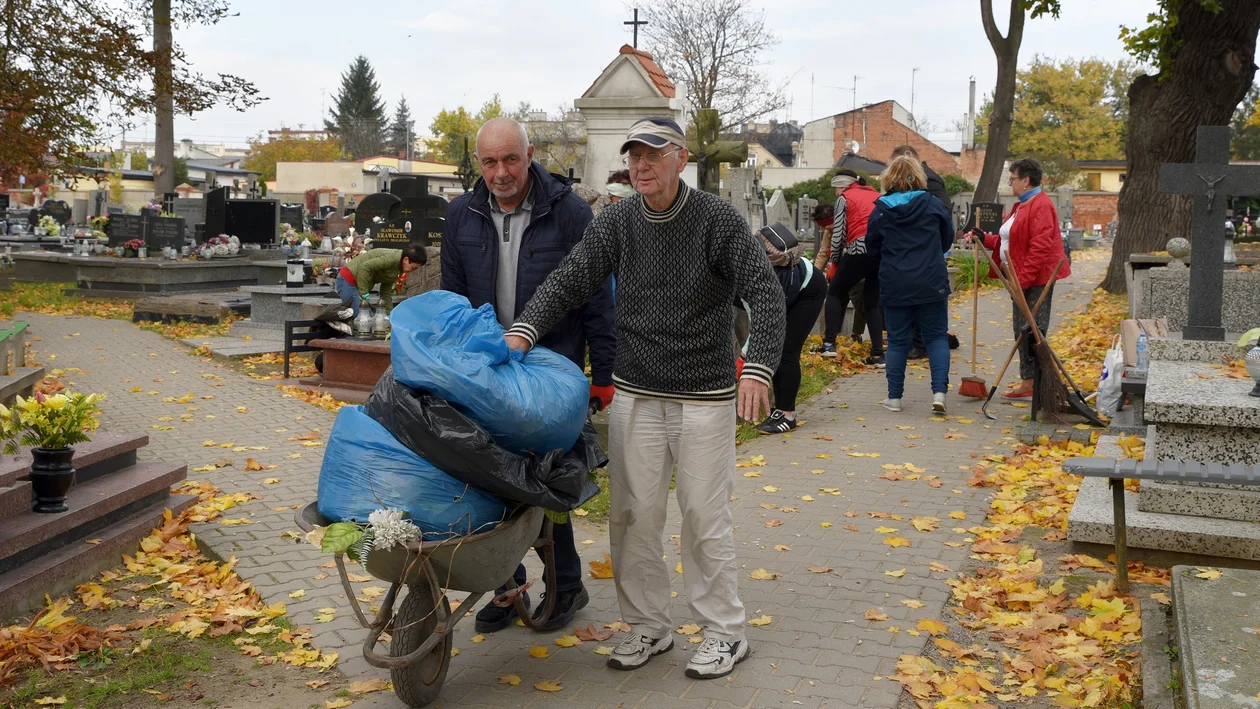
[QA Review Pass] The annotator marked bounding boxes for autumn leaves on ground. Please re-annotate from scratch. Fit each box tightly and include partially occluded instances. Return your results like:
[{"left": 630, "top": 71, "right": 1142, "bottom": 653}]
[{"left": 0, "top": 264, "right": 1164, "bottom": 709}]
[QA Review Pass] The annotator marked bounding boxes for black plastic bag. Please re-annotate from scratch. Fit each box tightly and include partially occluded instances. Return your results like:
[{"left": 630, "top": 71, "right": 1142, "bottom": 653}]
[{"left": 363, "top": 369, "right": 604, "bottom": 512}]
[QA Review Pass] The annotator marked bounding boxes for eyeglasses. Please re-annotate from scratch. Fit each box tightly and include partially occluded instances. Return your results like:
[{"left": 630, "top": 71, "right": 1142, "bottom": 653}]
[{"left": 623, "top": 148, "right": 680, "bottom": 168}]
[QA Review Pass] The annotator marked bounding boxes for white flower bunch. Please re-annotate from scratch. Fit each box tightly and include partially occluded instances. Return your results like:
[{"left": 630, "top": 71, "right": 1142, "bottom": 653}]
[{"left": 368, "top": 508, "right": 421, "bottom": 550}]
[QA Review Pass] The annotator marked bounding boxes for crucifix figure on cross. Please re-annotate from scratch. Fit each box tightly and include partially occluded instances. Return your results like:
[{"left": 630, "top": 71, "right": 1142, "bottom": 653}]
[{"left": 1159, "top": 125, "right": 1260, "bottom": 341}]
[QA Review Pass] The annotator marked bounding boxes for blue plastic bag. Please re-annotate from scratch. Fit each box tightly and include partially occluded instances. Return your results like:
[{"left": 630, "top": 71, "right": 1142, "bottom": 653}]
[
  {"left": 389, "top": 291, "right": 589, "bottom": 455},
  {"left": 317, "top": 406, "right": 510, "bottom": 540}
]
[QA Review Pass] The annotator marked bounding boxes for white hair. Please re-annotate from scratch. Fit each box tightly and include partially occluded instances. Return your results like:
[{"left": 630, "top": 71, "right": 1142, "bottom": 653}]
[{"left": 475, "top": 117, "right": 530, "bottom": 153}]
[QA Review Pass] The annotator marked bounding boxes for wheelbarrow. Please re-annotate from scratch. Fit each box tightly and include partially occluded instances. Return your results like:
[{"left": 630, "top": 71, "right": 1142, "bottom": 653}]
[{"left": 295, "top": 502, "right": 559, "bottom": 707}]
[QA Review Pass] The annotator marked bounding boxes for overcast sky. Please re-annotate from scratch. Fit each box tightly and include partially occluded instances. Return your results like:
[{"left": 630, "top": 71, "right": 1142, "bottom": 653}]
[{"left": 133, "top": 0, "right": 1167, "bottom": 152}]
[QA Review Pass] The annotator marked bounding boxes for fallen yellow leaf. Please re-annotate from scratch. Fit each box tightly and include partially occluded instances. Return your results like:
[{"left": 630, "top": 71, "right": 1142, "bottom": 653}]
[
  {"left": 499, "top": 674, "right": 522, "bottom": 686},
  {"left": 528, "top": 645, "right": 551, "bottom": 659},
  {"left": 916, "top": 618, "right": 948, "bottom": 636},
  {"left": 534, "top": 680, "right": 564, "bottom": 692},
  {"left": 885, "top": 568, "right": 906, "bottom": 578},
  {"left": 325, "top": 700, "right": 353, "bottom": 709},
  {"left": 588, "top": 553, "right": 614, "bottom": 579},
  {"left": 883, "top": 536, "right": 911, "bottom": 548},
  {"left": 554, "top": 634, "right": 582, "bottom": 647},
  {"left": 901, "top": 599, "right": 925, "bottom": 608},
  {"left": 1194, "top": 568, "right": 1223, "bottom": 580},
  {"left": 748, "top": 615, "right": 773, "bottom": 626},
  {"left": 749, "top": 568, "right": 777, "bottom": 581}
]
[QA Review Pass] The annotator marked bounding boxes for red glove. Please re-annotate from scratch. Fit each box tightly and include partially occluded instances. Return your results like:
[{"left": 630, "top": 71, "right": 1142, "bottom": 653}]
[
  {"left": 825, "top": 263, "right": 837, "bottom": 281},
  {"left": 590, "top": 384, "right": 614, "bottom": 412},
  {"left": 736, "top": 357, "right": 745, "bottom": 380}
]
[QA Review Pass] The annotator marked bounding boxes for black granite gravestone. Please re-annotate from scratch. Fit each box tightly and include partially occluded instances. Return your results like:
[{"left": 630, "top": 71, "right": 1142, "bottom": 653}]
[
  {"left": 1159, "top": 126, "right": 1260, "bottom": 341},
  {"left": 961, "top": 202, "right": 1003, "bottom": 235},
  {"left": 204, "top": 186, "right": 229, "bottom": 239},
  {"left": 355, "top": 193, "right": 401, "bottom": 241},
  {"left": 0, "top": 194, "right": 9, "bottom": 218},
  {"left": 225, "top": 199, "right": 279, "bottom": 244},
  {"left": 389, "top": 177, "right": 429, "bottom": 200},
  {"left": 279, "top": 203, "right": 305, "bottom": 230},
  {"left": 146, "top": 216, "right": 186, "bottom": 250},
  {"left": 107, "top": 213, "right": 145, "bottom": 247},
  {"left": 42, "top": 200, "right": 71, "bottom": 225}
]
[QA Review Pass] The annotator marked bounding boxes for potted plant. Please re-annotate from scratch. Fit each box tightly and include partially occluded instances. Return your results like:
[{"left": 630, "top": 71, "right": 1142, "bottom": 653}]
[
  {"left": 1240, "top": 328, "right": 1260, "bottom": 398},
  {"left": 123, "top": 238, "right": 145, "bottom": 258},
  {"left": 0, "top": 391, "right": 104, "bottom": 513}
]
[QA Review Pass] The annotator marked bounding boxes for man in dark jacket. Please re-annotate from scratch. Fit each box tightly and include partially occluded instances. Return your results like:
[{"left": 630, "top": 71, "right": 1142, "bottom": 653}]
[{"left": 441, "top": 117, "right": 617, "bottom": 633}]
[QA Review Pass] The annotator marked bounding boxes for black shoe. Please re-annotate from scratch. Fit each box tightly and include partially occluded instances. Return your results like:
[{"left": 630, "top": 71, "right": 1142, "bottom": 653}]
[
  {"left": 474, "top": 589, "right": 529, "bottom": 633},
  {"left": 756, "top": 410, "right": 797, "bottom": 435},
  {"left": 850, "top": 334, "right": 863, "bottom": 345},
  {"left": 907, "top": 347, "right": 928, "bottom": 360},
  {"left": 864, "top": 355, "right": 886, "bottom": 368},
  {"left": 815, "top": 342, "right": 837, "bottom": 358},
  {"left": 531, "top": 585, "right": 590, "bottom": 632}
]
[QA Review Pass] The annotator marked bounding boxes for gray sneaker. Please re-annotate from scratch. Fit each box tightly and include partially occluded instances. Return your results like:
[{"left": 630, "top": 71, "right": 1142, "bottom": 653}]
[
  {"left": 684, "top": 637, "right": 749, "bottom": 679},
  {"left": 606, "top": 632, "right": 673, "bottom": 671}
]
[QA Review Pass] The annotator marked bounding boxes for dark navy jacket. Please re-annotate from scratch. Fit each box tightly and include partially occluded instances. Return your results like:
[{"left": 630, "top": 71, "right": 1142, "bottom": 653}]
[
  {"left": 865, "top": 190, "right": 955, "bottom": 308},
  {"left": 440, "top": 162, "right": 616, "bottom": 386}
]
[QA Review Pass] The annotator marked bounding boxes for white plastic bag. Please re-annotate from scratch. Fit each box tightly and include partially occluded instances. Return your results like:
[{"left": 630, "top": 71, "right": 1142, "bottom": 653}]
[{"left": 1097, "top": 335, "right": 1124, "bottom": 417}]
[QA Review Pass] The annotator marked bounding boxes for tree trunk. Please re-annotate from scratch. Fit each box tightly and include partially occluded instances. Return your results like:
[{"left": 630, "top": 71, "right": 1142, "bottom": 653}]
[
  {"left": 1101, "top": 0, "right": 1260, "bottom": 293},
  {"left": 152, "top": 0, "right": 174, "bottom": 197},
  {"left": 974, "top": 0, "right": 1025, "bottom": 202}
]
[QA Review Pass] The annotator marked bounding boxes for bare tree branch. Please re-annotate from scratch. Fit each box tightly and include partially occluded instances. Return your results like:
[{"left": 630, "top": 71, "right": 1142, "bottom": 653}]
[{"left": 640, "top": 0, "right": 789, "bottom": 130}]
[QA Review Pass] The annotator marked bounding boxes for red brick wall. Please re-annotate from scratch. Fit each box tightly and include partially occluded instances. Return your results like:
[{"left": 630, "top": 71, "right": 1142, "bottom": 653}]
[
  {"left": 955, "top": 149, "right": 986, "bottom": 184},
  {"left": 831, "top": 101, "right": 960, "bottom": 174},
  {"left": 1073, "top": 192, "right": 1118, "bottom": 232}
]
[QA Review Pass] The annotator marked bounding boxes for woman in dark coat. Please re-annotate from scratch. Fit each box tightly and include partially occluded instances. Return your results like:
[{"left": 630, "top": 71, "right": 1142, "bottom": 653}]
[{"left": 865, "top": 155, "right": 955, "bottom": 414}]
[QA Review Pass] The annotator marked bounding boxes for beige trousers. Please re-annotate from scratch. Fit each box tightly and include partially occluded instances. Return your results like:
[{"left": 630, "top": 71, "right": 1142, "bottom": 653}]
[{"left": 607, "top": 395, "right": 745, "bottom": 642}]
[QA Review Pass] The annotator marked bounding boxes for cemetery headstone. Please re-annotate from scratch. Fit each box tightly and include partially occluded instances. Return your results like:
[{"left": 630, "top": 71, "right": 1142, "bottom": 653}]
[
  {"left": 105, "top": 204, "right": 125, "bottom": 215},
  {"left": 1159, "top": 126, "right": 1260, "bottom": 341},
  {"left": 320, "top": 205, "right": 337, "bottom": 218},
  {"left": 72, "top": 199, "right": 89, "bottom": 225},
  {"left": 170, "top": 199, "right": 204, "bottom": 239},
  {"left": 961, "top": 202, "right": 1003, "bottom": 234},
  {"left": 107, "top": 213, "right": 144, "bottom": 247},
  {"left": 279, "top": 203, "right": 305, "bottom": 230},
  {"left": 389, "top": 177, "right": 429, "bottom": 199},
  {"left": 0, "top": 194, "right": 9, "bottom": 218},
  {"left": 766, "top": 190, "right": 791, "bottom": 227},
  {"left": 146, "top": 216, "right": 186, "bottom": 251},
  {"left": 91, "top": 189, "right": 106, "bottom": 217},
  {"left": 43, "top": 200, "right": 71, "bottom": 226},
  {"left": 323, "top": 213, "right": 349, "bottom": 237},
  {"left": 225, "top": 199, "right": 279, "bottom": 245},
  {"left": 203, "top": 186, "right": 230, "bottom": 238},
  {"left": 26, "top": 207, "right": 46, "bottom": 227},
  {"left": 355, "top": 193, "right": 402, "bottom": 241}
]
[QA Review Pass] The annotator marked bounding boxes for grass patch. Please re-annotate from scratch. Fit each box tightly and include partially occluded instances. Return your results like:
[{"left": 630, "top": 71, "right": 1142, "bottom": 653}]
[
  {"left": 3, "top": 635, "right": 215, "bottom": 709},
  {"left": 0, "top": 282, "right": 240, "bottom": 344},
  {"left": 948, "top": 251, "right": 1003, "bottom": 293}
]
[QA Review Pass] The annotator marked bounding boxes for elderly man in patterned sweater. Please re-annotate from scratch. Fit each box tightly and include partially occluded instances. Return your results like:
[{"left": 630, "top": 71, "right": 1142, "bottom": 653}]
[{"left": 504, "top": 116, "right": 785, "bottom": 680}]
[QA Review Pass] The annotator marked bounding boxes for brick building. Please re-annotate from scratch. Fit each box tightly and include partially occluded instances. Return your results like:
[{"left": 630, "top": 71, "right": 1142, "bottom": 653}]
[{"left": 801, "top": 100, "right": 984, "bottom": 182}]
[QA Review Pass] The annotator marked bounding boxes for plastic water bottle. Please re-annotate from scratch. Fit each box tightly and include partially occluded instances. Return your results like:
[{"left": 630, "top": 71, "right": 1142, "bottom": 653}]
[{"left": 1136, "top": 333, "right": 1149, "bottom": 371}]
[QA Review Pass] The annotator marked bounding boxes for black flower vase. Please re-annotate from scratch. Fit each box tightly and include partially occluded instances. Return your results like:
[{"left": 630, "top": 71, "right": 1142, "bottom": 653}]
[{"left": 29, "top": 447, "right": 75, "bottom": 513}]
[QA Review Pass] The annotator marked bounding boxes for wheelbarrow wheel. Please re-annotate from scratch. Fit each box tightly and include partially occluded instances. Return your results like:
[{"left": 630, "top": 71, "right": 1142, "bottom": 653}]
[{"left": 389, "top": 582, "right": 452, "bottom": 707}]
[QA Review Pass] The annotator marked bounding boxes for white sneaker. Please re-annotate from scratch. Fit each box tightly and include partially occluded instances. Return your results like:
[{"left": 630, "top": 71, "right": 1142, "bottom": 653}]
[
  {"left": 685, "top": 636, "right": 749, "bottom": 679},
  {"left": 932, "top": 393, "right": 947, "bottom": 413},
  {"left": 882, "top": 398, "right": 902, "bottom": 412},
  {"left": 606, "top": 632, "right": 672, "bottom": 671}
]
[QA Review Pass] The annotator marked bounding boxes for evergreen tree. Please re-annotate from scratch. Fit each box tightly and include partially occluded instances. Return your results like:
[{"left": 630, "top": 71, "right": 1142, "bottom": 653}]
[
  {"left": 325, "top": 55, "right": 387, "bottom": 159},
  {"left": 388, "top": 97, "right": 415, "bottom": 159}
]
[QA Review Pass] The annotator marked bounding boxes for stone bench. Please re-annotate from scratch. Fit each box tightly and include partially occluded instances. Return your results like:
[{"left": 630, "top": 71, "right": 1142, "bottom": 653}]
[
  {"left": 1063, "top": 455, "right": 1260, "bottom": 592},
  {"left": 296, "top": 337, "right": 391, "bottom": 404},
  {"left": 0, "top": 323, "right": 42, "bottom": 406}
]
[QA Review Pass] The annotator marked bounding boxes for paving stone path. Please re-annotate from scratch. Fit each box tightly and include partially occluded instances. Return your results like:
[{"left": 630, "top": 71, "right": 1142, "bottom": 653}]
[{"left": 19, "top": 249, "right": 1107, "bottom": 708}]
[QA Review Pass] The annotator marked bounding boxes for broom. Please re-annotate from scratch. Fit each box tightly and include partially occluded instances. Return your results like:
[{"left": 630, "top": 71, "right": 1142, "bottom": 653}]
[
  {"left": 959, "top": 220, "right": 987, "bottom": 398},
  {"left": 979, "top": 259, "right": 1064, "bottom": 420},
  {"left": 977, "top": 246, "right": 1068, "bottom": 419}
]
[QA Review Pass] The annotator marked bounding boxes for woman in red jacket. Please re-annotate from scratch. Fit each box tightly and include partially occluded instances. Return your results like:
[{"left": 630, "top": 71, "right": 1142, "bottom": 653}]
[{"left": 967, "top": 158, "right": 1070, "bottom": 399}]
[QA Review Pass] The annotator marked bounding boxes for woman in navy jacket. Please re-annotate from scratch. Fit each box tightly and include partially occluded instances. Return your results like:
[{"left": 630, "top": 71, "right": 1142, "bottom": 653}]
[{"left": 865, "top": 155, "right": 955, "bottom": 414}]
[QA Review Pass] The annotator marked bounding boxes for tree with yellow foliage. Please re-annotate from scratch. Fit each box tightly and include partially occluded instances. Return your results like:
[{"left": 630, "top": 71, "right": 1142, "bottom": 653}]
[{"left": 243, "top": 130, "right": 343, "bottom": 182}]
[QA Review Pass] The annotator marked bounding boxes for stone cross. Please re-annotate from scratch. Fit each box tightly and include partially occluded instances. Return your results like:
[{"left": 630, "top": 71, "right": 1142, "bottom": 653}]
[{"left": 1159, "top": 126, "right": 1260, "bottom": 341}]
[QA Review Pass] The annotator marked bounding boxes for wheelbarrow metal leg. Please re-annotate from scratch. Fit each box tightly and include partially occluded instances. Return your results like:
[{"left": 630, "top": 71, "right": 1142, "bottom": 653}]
[
  {"left": 513, "top": 517, "right": 559, "bottom": 631},
  {"left": 335, "top": 553, "right": 373, "bottom": 629}
]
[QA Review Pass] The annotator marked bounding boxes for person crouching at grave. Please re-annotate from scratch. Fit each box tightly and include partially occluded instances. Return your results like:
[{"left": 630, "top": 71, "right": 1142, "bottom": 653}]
[
  {"left": 810, "top": 203, "right": 866, "bottom": 347},
  {"left": 964, "top": 158, "right": 1070, "bottom": 400},
  {"left": 440, "top": 117, "right": 617, "bottom": 634},
  {"left": 865, "top": 155, "right": 955, "bottom": 414},
  {"left": 819, "top": 170, "right": 886, "bottom": 364},
  {"left": 335, "top": 243, "right": 427, "bottom": 318},
  {"left": 504, "top": 116, "right": 784, "bottom": 679},
  {"left": 744, "top": 222, "right": 827, "bottom": 434}
]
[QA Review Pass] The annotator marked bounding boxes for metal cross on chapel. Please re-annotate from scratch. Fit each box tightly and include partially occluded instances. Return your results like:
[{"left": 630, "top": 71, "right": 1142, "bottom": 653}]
[
  {"left": 1159, "top": 126, "right": 1260, "bottom": 341},
  {"left": 625, "top": 8, "right": 647, "bottom": 48}
]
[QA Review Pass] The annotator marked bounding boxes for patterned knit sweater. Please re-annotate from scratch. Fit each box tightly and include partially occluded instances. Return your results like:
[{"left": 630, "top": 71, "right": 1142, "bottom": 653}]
[{"left": 508, "top": 183, "right": 785, "bottom": 403}]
